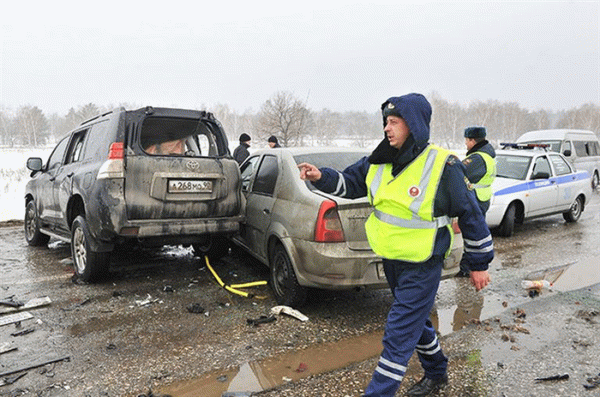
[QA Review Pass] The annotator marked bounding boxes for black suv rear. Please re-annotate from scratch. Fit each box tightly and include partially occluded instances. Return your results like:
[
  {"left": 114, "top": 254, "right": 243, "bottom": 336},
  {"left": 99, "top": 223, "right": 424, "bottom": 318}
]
[{"left": 25, "top": 106, "right": 244, "bottom": 281}]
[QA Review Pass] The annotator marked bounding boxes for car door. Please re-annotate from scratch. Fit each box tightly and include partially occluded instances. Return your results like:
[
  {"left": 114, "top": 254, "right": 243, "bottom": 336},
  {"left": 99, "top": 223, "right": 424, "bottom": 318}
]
[
  {"left": 526, "top": 155, "right": 558, "bottom": 216},
  {"left": 550, "top": 154, "right": 579, "bottom": 210},
  {"left": 52, "top": 129, "right": 89, "bottom": 233},
  {"left": 241, "top": 154, "right": 279, "bottom": 260},
  {"left": 38, "top": 136, "right": 70, "bottom": 224}
]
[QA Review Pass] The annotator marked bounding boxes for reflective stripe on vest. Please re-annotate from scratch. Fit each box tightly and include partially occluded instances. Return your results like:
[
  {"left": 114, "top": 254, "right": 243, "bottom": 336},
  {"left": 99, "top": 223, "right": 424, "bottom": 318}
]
[
  {"left": 365, "top": 145, "right": 453, "bottom": 262},
  {"left": 465, "top": 151, "right": 496, "bottom": 202}
]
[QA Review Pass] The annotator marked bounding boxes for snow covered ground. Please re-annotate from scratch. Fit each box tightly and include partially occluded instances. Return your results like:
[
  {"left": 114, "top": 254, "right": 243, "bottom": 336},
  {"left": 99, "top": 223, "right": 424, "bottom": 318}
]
[{"left": 0, "top": 147, "right": 52, "bottom": 222}]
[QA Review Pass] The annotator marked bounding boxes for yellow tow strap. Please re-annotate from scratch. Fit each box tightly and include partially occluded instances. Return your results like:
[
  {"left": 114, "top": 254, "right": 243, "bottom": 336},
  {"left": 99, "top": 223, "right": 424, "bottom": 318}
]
[{"left": 204, "top": 256, "right": 268, "bottom": 299}]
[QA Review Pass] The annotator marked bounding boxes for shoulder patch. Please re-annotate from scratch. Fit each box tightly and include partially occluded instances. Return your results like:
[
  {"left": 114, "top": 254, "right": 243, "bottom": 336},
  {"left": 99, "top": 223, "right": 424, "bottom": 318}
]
[
  {"left": 462, "top": 158, "right": 473, "bottom": 166},
  {"left": 446, "top": 155, "right": 459, "bottom": 166}
]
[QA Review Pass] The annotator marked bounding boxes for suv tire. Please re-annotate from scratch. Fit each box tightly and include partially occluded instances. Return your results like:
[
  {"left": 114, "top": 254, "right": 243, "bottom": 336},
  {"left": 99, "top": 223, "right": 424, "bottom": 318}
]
[
  {"left": 71, "top": 215, "right": 110, "bottom": 282},
  {"left": 25, "top": 200, "right": 50, "bottom": 246},
  {"left": 193, "top": 236, "right": 230, "bottom": 261}
]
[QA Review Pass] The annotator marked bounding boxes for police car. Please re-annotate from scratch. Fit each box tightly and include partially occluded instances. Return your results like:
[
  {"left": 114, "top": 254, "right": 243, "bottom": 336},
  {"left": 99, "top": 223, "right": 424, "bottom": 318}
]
[{"left": 486, "top": 143, "right": 592, "bottom": 237}]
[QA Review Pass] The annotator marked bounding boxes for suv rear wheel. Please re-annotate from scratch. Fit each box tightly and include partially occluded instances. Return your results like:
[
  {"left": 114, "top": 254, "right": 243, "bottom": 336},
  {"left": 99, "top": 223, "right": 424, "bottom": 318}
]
[
  {"left": 71, "top": 215, "right": 110, "bottom": 282},
  {"left": 25, "top": 200, "right": 50, "bottom": 246},
  {"left": 192, "top": 236, "right": 230, "bottom": 261}
]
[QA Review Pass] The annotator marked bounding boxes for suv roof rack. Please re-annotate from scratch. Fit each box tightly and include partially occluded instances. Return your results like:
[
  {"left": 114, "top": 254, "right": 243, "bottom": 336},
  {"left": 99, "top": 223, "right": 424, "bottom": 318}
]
[
  {"left": 80, "top": 107, "right": 126, "bottom": 126},
  {"left": 500, "top": 142, "right": 550, "bottom": 151}
]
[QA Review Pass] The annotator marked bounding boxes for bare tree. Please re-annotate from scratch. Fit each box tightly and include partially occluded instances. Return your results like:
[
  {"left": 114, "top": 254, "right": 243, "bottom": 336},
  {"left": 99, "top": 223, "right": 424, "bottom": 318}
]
[
  {"left": 556, "top": 103, "right": 600, "bottom": 134},
  {"left": 254, "top": 91, "right": 309, "bottom": 146},
  {"left": 14, "top": 105, "right": 49, "bottom": 146}
]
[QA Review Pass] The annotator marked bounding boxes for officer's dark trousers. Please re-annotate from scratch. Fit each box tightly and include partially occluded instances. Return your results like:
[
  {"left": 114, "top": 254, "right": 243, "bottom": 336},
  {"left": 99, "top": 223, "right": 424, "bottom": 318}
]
[{"left": 363, "top": 256, "right": 448, "bottom": 397}]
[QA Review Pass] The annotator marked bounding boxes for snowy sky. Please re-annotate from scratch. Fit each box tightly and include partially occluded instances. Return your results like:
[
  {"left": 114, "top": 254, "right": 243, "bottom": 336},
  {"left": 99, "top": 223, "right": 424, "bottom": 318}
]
[{"left": 1, "top": 1, "right": 599, "bottom": 116}]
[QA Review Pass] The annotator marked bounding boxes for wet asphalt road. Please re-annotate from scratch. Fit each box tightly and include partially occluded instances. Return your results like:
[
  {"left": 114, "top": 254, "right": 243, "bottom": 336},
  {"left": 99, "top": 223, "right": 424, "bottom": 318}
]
[{"left": 0, "top": 191, "right": 599, "bottom": 397}]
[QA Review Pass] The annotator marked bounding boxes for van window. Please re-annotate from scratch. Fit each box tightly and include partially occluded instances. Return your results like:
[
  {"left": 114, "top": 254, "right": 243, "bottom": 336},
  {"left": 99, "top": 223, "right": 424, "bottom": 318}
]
[
  {"left": 586, "top": 141, "right": 599, "bottom": 156},
  {"left": 573, "top": 141, "right": 588, "bottom": 157},
  {"left": 562, "top": 141, "right": 572, "bottom": 156}
]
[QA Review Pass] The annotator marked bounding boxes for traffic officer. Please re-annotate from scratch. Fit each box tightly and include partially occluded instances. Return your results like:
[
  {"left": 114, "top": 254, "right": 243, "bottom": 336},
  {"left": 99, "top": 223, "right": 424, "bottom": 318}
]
[
  {"left": 298, "top": 93, "right": 493, "bottom": 397},
  {"left": 456, "top": 126, "right": 496, "bottom": 277}
]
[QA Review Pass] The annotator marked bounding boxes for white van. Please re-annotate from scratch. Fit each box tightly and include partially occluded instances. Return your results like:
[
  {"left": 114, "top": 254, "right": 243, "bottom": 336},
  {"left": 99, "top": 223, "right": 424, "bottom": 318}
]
[{"left": 516, "top": 129, "right": 600, "bottom": 189}]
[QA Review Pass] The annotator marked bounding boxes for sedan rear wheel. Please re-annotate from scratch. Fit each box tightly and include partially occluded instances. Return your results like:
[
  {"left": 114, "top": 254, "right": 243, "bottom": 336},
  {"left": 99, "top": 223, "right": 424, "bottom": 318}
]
[
  {"left": 24, "top": 200, "right": 50, "bottom": 246},
  {"left": 563, "top": 196, "right": 583, "bottom": 223},
  {"left": 71, "top": 215, "right": 110, "bottom": 282},
  {"left": 269, "top": 244, "right": 307, "bottom": 308}
]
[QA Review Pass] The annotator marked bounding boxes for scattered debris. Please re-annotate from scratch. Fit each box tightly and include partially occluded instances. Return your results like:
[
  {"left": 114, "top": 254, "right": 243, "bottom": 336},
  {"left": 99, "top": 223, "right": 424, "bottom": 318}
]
[
  {"left": 0, "top": 372, "right": 27, "bottom": 387},
  {"left": 584, "top": 373, "right": 600, "bottom": 390},
  {"left": 295, "top": 362, "right": 308, "bottom": 373},
  {"left": 0, "top": 356, "right": 70, "bottom": 378},
  {"left": 0, "top": 298, "right": 24, "bottom": 308},
  {"left": 0, "top": 297, "right": 51, "bottom": 314},
  {"left": 10, "top": 328, "right": 34, "bottom": 337},
  {"left": 513, "top": 308, "right": 526, "bottom": 319},
  {"left": 135, "top": 294, "right": 160, "bottom": 306},
  {"left": 575, "top": 309, "right": 599, "bottom": 324},
  {"left": 271, "top": 306, "right": 309, "bottom": 322},
  {"left": 535, "top": 374, "right": 569, "bottom": 382},
  {"left": 163, "top": 285, "right": 174, "bottom": 293},
  {"left": 0, "top": 311, "right": 34, "bottom": 327},
  {"left": 216, "top": 375, "right": 228, "bottom": 382},
  {"left": 247, "top": 315, "right": 276, "bottom": 326},
  {"left": 137, "top": 388, "right": 172, "bottom": 397},
  {"left": 187, "top": 303, "right": 205, "bottom": 314},
  {"left": 0, "top": 342, "right": 17, "bottom": 355},
  {"left": 61, "top": 298, "right": 91, "bottom": 311}
]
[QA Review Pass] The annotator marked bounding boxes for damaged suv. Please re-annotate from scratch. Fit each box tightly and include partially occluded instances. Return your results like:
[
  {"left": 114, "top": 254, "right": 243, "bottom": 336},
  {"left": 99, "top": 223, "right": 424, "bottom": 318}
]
[{"left": 25, "top": 106, "right": 244, "bottom": 281}]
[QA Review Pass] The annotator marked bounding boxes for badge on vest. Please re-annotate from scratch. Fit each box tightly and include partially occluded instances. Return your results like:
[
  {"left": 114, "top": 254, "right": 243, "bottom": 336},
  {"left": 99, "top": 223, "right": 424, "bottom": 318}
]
[{"left": 408, "top": 185, "right": 421, "bottom": 197}]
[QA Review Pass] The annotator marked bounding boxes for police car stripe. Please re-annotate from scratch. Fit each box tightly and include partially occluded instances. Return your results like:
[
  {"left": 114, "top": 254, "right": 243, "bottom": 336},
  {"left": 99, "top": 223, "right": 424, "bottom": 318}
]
[
  {"left": 495, "top": 171, "right": 589, "bottom": 197},
  {"left": 375, "top": 366, "right": 404, "bottom": 381},
  {"left": 379, "top": 356, "right": 407, "bottom": 372}
]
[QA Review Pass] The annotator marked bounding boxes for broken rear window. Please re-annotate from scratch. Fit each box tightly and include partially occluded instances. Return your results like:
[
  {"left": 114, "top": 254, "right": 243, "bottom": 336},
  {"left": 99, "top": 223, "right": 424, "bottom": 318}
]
[{"left": 140, "top": 117, "right": 228, "bottom": 157}]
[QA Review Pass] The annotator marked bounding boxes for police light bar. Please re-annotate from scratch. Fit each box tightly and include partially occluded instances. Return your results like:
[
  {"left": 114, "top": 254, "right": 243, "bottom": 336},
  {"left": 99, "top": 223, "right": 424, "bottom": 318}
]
[{"left": 500, "top": 142, "right": 550, "bottom": 150}]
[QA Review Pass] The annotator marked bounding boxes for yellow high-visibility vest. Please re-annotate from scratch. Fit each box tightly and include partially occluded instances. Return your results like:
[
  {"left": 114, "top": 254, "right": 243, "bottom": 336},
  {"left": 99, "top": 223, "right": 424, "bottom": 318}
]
[
  {"left": 465, "top": 151, "right": 496, "bottom": 202},
  {"left": 365, "top": 145, "right": 453, "bottom": 262}
]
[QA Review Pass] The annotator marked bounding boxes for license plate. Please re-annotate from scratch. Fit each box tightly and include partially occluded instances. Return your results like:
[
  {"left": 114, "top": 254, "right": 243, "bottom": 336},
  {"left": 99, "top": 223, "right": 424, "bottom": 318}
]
[
  {"left": 376, "top": 261, "right": 385, "bottom": 279},
  {"left": 168, "top": 179, "right": 212, "bottom": 193}
]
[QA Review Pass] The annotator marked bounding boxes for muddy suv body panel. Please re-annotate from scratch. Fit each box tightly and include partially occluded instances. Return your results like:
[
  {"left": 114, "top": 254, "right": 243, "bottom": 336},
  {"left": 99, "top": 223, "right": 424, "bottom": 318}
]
[{"left": 25, "top": 107, "right": 243, "bottom": 280}]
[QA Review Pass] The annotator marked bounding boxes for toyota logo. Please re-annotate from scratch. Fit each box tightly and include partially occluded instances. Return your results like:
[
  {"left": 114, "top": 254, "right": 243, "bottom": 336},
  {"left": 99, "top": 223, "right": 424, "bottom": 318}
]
[{"left": 186, "top": 161, "right": 200, "bottom": 171}]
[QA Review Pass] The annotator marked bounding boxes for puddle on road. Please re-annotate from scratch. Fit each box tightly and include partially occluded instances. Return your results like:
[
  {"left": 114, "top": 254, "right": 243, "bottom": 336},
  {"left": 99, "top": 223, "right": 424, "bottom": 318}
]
[{"left": 158, "top": 331, "right": 384, "bottom": 397}]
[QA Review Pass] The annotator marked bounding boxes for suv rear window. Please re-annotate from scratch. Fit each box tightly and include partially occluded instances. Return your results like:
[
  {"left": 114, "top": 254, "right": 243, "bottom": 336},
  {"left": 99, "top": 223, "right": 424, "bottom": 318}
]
[{"left": 140, "top": 117, "right": 227, "bottom": 157}]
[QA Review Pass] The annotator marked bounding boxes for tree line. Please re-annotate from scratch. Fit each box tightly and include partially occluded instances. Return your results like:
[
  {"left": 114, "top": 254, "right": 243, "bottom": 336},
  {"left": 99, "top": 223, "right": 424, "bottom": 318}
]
[{"left": 1, "top": 92, "right": 598, "bottom": 150}]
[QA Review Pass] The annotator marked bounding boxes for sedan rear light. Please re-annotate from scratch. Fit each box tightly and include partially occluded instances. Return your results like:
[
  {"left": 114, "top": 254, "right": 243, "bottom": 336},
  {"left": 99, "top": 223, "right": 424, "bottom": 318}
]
[
  {"left": 97, "top": 142, "right": 125, "bottom": 179},
  {"left": 315, "top": 200, "right": 345, "bottom": 242}
]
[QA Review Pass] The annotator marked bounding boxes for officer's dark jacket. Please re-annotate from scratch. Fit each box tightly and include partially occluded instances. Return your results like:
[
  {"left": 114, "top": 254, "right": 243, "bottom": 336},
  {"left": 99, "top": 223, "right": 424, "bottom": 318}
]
[
  {"left": 464, "top": 140, "right": 496, "bottom": 187},
  {"left": 311, "top": 93, "right": 494, "bottom": 272}
]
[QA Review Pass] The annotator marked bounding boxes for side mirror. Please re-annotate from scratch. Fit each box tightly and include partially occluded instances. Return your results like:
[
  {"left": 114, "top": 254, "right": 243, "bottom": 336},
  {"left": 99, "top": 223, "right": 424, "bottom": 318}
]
[
  {"left": 562, "top": 149, "right": 571, "bottom": 157},
  {"left": 26, "top": 157, "right": 43, "bottom": 172},
  {"left": 532, "top": 171, "right": 550, "bottom": 180}
]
